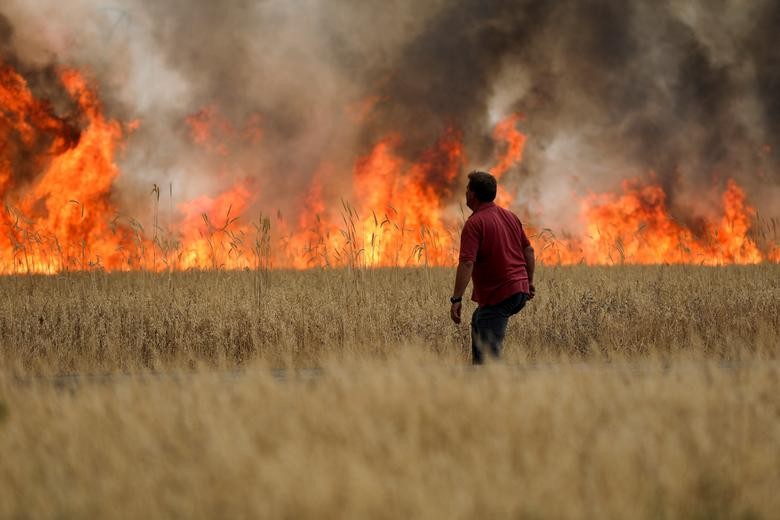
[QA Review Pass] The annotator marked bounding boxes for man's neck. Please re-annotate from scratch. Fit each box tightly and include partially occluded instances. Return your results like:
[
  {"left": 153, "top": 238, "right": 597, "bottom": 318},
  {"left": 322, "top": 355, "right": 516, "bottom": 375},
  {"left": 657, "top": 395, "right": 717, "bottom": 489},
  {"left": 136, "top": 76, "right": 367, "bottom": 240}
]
[{"left": 471, "top": 201, "right": 494, "bottom": 213}]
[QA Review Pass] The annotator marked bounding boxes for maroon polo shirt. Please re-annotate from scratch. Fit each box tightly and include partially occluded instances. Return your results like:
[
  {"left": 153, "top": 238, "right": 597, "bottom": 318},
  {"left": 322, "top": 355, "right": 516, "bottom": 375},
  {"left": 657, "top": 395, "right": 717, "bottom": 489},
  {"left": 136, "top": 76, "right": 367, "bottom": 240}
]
[{"left": 459, "top": 202, "right": 532, "bottom": 306}]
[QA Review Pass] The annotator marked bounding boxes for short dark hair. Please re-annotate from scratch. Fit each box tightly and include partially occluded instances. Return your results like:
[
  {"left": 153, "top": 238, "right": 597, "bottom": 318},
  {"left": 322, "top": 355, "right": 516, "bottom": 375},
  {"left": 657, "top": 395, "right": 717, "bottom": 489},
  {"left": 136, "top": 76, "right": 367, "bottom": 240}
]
[{"left": 467, "top": 171, "right": 497, "bottom": 202}]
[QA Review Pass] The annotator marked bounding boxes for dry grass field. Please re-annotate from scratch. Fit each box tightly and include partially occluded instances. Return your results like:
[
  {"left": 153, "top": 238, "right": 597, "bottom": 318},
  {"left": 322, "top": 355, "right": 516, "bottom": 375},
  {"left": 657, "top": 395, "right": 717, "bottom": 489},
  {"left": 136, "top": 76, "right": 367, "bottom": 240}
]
[
  {"left": 1, "top": 265, "right": 779, "bottom": 518},
  {"left": 0, "top": 264, "right": 778, "bottom": 371}
]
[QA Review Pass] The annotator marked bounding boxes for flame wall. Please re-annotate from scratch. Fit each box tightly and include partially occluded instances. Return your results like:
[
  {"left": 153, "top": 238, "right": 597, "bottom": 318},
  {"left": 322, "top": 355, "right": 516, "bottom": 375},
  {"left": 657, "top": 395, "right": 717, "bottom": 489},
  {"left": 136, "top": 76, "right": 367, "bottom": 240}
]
[{"left": 0, "top": 1, "right": 778, "bottom": 272}]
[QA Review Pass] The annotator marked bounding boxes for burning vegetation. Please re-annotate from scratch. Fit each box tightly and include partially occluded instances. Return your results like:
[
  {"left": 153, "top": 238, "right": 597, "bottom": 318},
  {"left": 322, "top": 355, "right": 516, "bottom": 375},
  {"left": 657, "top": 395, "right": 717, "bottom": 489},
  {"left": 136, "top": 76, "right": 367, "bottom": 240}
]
[
  {"left": 0, "top": 58, "right": 778, "bottom": 273},
  {"left": 0, "top": 1, "right": 779, "bottom": 273}
]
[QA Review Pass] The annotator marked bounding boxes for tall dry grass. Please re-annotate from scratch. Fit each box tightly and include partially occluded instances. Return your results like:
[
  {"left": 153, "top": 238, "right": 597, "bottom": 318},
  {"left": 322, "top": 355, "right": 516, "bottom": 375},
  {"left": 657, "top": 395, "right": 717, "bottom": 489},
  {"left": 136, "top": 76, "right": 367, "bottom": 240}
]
[
  {"left": 1, "top": 266, "right": 778, "bottom": 518},
  {"left": 1, "top": 360, "right": 779, "bottom": 518},
  {"left": 0, "top": 265, "right": 777, "bottom": 372}
]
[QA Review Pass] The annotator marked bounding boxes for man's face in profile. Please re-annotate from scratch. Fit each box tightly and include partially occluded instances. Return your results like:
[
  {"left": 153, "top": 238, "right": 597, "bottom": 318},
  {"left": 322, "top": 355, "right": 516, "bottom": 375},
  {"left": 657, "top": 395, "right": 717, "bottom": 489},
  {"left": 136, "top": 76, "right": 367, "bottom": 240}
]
[{"left": 466, "top": 186, "right": 477, "bottom": 211}]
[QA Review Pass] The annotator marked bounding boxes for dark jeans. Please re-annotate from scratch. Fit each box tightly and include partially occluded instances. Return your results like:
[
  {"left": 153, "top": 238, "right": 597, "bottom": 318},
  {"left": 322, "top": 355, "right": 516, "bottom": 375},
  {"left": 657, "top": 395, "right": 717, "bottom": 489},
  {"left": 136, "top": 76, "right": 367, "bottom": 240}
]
[{"left": 471, "top": 292, "right": 528, "bottom": 364}]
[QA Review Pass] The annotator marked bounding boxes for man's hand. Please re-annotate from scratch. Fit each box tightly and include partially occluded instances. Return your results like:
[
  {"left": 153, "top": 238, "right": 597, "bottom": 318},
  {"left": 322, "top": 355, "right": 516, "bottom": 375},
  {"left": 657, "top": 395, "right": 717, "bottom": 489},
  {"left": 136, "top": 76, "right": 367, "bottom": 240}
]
[
  {"left": 524, "top": 246, "right": 535, "bottom": 301},
  {"left": 450, "top": 260, "right": 473, "bottom": 325},
  {"left": 450, "top": 302, "right": 462, "bottom": 324}
]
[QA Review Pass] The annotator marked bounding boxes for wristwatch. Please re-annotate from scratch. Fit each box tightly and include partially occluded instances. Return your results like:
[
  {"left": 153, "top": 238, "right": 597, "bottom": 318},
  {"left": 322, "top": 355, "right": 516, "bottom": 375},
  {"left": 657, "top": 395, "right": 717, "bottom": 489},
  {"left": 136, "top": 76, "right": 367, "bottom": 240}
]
[{"left": 450, "top": 296, "right": 462, "bottom": 304}]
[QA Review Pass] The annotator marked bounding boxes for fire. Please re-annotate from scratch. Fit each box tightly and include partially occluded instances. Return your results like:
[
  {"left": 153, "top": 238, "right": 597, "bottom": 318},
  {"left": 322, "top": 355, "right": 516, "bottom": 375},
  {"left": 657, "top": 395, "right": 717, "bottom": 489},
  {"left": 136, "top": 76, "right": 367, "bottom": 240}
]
[
  {"left": 286, "top": 163, "right": 337, "bottom": 269},
  {"left": 350, "top": 126, "right": 463, "bottom": 267},
  {"left": 490, "top": 113, "right": 527, "bottom": 207},
  {"left": 535, "top": 179, "right": 769, "bottom": 265},
  {"left": 0, "top": 60, "right": 777, "bottom": 273},
  {"left": 1, "top": 61, "right": 137, "bottom": 272},
  {"left": 173, "top": 181, "right": 255, "bottom": 270},
  {"left": 279, "top": 126, "right": 465, "bottom": 269},
  {"left": 491, "top": 113, "right": 527, "bottom": 178}
]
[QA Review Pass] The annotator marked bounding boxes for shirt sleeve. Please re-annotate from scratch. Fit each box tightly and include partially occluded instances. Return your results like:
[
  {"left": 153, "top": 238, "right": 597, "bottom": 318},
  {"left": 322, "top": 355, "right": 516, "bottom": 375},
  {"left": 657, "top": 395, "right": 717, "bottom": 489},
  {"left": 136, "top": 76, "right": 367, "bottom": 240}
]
[
  {"left": 459, "top": 218, "right": 481, "bottom": 262},
  {"left": 519, "top": 223, "right": 531, "bottom": 249}
]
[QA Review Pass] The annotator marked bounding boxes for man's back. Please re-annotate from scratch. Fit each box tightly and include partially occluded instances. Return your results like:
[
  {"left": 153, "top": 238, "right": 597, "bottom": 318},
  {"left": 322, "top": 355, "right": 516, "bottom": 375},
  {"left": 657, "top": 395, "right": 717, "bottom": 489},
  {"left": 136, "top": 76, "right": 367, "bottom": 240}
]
[{"left": 459, "top": 202, "right": 531, "bottom": 305}]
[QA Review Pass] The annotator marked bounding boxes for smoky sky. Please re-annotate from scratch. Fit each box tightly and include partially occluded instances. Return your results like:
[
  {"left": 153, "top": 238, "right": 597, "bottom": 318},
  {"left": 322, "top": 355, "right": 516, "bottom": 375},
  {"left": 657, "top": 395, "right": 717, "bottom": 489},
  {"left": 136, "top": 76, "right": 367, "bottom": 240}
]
[
  {"left": 365, "top": 0, "right": 780, "bottom": 208},
  {"left": 1, "top": 0, "right": 779, "bottom": 225}
]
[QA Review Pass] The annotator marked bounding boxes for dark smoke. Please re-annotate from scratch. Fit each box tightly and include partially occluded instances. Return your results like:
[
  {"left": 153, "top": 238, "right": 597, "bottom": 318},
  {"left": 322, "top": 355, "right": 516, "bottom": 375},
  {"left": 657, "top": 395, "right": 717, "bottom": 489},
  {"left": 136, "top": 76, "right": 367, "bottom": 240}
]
[
  {"left": 749, "top": 0, "right": 780, "bottom": 162},
  {"left": 363, "top": 0, "right": 551, "bottom": 159},
  {"left": 366, "top": 0, "right": 780, "bottom": 217}
]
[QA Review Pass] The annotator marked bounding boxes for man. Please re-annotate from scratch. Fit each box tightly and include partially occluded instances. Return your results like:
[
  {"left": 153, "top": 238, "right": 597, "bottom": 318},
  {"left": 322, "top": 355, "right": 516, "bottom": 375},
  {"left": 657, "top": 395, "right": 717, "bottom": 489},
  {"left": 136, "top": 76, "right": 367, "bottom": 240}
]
[{"left": 450, "top": 171, "right": 535, "bottom": 364}]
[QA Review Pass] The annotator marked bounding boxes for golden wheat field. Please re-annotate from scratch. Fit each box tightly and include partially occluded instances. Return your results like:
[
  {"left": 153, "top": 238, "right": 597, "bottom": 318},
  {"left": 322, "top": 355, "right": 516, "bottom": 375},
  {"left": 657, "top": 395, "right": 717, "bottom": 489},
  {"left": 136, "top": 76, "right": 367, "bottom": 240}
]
[{"left": 1, "top": 265, "right": 779, "bottom": 518}]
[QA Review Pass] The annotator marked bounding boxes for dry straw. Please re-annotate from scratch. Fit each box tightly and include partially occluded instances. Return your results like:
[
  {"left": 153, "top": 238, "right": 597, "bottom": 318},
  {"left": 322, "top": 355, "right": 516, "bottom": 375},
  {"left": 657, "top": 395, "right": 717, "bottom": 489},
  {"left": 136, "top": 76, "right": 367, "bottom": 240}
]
[{"left": 0, "top": 265, "right": 778, "bottom": 518}]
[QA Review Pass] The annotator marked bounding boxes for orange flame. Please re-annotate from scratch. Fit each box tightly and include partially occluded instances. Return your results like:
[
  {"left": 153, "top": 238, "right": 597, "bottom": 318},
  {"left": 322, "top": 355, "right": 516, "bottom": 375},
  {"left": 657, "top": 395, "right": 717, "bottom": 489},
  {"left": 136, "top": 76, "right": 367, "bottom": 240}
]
[
  {"left": 535, "top": 179, "right": 770, "bottom": 265},
  {"left": 1, "top": 61, "right": 137, "bottom": 272},
  {"left": 491, "top": 113, "right": 527, "bottom": 179},
  {"left": 0, "top": 60, "right": 777, "bottom": 273},
  {"left": 490, "top": 113, "right": 527, "bottom": 207},
  {"left": 169, "top": 181, "right": 254, "bottom": 269},
  {"left": 348, "top": 126, "right": 464, "bottom": 267}
]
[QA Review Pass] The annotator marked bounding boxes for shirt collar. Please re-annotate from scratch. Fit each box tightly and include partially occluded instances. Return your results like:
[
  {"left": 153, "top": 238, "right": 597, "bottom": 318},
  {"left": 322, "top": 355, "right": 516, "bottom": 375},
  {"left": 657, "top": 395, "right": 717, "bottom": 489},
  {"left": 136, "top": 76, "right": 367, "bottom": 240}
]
[{"left": 474, "top": 202, "right": 496, "bottom": 213}]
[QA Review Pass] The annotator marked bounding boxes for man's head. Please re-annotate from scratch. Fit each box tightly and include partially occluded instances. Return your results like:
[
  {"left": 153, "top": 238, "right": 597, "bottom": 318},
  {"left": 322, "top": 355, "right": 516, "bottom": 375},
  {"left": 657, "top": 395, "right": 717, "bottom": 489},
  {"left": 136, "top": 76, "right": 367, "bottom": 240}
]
[{"left": 466, "top": 170, "right": 497, "bottom": 210}]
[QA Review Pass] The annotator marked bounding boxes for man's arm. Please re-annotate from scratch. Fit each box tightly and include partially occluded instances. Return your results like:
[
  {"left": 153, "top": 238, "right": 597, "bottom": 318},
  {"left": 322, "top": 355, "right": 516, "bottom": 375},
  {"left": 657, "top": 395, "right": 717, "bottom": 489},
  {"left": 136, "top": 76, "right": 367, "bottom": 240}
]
[
  {"left": 450, "top": 260, "right": 474, "bottom": 324},
  {"left": 524, "top": 246, "right": 536, "bottom": 299}
]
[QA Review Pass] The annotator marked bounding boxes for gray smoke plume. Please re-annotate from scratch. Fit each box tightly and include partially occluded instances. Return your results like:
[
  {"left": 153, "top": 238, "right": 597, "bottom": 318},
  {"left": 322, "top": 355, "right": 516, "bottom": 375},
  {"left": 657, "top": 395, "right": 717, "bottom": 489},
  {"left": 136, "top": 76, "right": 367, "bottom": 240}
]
[{"left": 1, "top": 0, "right": 778, "bottom": 232}]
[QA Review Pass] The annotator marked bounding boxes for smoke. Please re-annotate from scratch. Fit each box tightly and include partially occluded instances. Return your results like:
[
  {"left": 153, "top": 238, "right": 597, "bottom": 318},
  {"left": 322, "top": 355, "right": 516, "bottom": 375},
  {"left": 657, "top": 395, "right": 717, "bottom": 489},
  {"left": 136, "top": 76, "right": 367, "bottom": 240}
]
[
  {"left": 1, "top": 0, "right": 779, "bottom": 229},
  {"left": 364, "top": 0, "right": 780, "bottom": 225}
]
